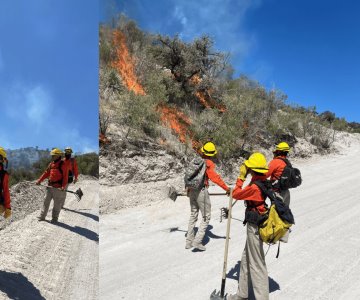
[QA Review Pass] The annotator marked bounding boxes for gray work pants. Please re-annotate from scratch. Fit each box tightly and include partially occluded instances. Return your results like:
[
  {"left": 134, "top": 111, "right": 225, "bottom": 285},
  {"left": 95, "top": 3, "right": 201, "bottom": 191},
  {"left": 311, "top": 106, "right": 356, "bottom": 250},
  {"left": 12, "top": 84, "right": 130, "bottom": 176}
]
[
  {"left": 40, "top": 187, "right": 66, "bottom": 221},
  {"left": 237, "top": 222, "right": 269, "bottom": 300},
  {"left": 186, "top": 188, "right": 211, "bottom": 245}
]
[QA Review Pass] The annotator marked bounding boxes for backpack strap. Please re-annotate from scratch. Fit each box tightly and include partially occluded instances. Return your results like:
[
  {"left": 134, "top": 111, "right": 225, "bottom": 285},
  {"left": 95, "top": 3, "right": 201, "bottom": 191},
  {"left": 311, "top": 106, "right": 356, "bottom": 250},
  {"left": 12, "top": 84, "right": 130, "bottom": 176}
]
[
  {"left": 276, "top": 157, "right": 292, "bottom": 167},
  {"left": 253, "top": 180, "right": 277, "bottom": 203}
]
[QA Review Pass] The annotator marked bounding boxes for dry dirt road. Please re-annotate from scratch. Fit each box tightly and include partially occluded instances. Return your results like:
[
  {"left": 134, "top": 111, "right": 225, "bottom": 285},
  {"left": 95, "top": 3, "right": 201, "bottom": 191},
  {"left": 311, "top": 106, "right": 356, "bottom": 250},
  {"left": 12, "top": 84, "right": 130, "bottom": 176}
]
[
  {"left": 0, "top": 179, "right": 99, "bottom": 300},
  {"left": 100, "top": 134, "right": 360, "bottom": 300}
]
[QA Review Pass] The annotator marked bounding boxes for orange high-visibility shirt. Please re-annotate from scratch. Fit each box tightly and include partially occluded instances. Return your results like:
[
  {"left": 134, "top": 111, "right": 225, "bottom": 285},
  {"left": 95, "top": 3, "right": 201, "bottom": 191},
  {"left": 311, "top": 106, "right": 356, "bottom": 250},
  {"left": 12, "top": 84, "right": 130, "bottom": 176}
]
[
  {"left": 0, "top": 165, "right": 11, "bottom": 209},
  {"left": 204, "top": 159, "right": 229, "bottom": 191},
  {"left": 266, "top": 156, "right": 287, "bottom": 181},
  {"left": 232, "top": 174, "right": 267, "bottom": 213},
  {"left": 38, "top": 159, "right": 69, "bottom": 189},
  {"left": 63, "top": 158, "right": 79, "bottom": 180}
]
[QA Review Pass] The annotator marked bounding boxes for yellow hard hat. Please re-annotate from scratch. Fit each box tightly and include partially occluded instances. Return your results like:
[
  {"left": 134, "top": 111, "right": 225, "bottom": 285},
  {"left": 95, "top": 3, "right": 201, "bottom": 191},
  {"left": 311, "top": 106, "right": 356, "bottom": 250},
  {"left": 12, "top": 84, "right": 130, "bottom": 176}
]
[
  {"left": 274, "top": 142, "right": 290, "bottom": 152},
  {"left": 0, "top": 147, "right": 7, "bottom": 159},
  {"left": 244, "top": 152, "right": 269, "bottom": 174},
  {"left": 64, "top": 147, "right": 73, "bottom": 153},
  {"left": 50, "top": 148, "right": 64, "bottom": 156},
  {"left": 201, "top": 142, "right": 217, "bottom": 157}
]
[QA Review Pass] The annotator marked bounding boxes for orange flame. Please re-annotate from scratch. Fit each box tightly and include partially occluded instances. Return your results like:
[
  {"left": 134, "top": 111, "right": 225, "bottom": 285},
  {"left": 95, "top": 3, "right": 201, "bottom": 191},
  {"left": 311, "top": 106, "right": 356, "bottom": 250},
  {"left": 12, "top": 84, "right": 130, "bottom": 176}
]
[
  {"left": 158, "top": 104, "right": 198, "bottom": 148},
  {"left": 112, "top": 30, "right": 146, "bottom": 96}
]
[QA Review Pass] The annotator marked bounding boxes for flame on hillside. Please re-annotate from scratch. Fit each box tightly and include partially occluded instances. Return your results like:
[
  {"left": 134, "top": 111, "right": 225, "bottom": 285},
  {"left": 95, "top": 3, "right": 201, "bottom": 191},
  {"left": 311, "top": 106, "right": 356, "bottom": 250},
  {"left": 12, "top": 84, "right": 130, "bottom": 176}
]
[
  {"left": 158, "top": 104, "right": 199, "bottom": 148},
  {"left": 112, "top": 30, "right": 146, "bottom": 96},
  {"left": 190, "top": 75, "right": 226, "bottom": 112}
]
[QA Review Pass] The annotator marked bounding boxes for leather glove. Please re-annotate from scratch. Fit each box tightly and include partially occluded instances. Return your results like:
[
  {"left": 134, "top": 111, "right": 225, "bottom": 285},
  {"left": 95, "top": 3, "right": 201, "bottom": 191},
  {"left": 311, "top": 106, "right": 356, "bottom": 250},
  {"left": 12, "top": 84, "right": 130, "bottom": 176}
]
[
  {"left": 73, "top": 178, "right": 78, "bottom": 184},
  {"left": 4, "top": 208, "right": 11, "bottom": 219},
  {"left": 226, "top": 188, "right": 231, "bottom": 196},
  {"left": 36, "top": 181, "right": 41, "bottom": 185},
  {"left": 0, "top": 204, "right": 5, "bottom": 214},
  {"left": 238, "top": 163, "right": 248, "bottom": 181}
]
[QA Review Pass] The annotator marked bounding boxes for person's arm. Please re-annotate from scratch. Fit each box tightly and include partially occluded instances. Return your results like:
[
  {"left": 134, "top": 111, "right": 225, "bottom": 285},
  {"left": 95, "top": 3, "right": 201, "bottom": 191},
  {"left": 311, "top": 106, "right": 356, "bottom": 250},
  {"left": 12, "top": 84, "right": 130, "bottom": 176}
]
[
  {"left": 3, "top": 173, "right": 11, "bottom": 209},
  {"left": 61, "top": 162, "right": 69, "bottom": 189},
  {"left": 232, "top": 178, "right": 259, "bottom": 200},
  {"left": 73, "top": 159, "right": 79, "bottom": 180},
  {"left": 206, "top": 160, "right": 229, "bottom": 191},
  {"left": 37, "top": 165, "right": 50, "bottom": 184}
]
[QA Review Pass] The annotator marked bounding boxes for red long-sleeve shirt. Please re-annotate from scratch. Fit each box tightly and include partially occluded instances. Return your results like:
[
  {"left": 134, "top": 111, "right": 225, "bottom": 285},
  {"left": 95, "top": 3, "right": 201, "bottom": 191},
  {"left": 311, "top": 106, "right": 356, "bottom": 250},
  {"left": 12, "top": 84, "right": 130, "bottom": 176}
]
[
  {"left": 37, "top": 159, "right": 69, "bottom": 189},
  {"left": 64, "top": 157, "right": 79, "bottom": 180},
  {"left": 232, "top": 174, "right": 267, "bottom": 214},
  {"left": 265, "top": 156, "right": 287, "bottom": 181},
  {"left": 0, "top": 165, "right": 11, "bottom": 209},
  {"left": 204, "top": 159, "right": 229, "bottom": 191}
]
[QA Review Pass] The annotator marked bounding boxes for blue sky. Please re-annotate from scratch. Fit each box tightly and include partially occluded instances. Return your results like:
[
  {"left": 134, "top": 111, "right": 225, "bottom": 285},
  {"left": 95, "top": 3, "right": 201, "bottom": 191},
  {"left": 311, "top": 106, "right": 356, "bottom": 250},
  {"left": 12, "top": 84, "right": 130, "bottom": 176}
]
[
  {"left": 101, "top": 0, "right": 360, "bottom": 122},
  {"left": 0, "top": 0, "right": 98, "bottom": 152}
]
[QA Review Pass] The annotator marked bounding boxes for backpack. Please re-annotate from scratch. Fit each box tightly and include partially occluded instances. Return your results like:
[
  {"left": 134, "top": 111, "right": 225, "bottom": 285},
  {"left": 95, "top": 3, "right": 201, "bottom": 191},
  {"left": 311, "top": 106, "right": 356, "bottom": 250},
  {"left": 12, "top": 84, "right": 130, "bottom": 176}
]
[
  {"left": 254, "top": 181, "right": 295, "bottom": 245},
  {"left": 0, "top": 169, "right": 7, "bottom": 205},
  {"left": 67, "top": 158, "right": 75, "bottom": 184},
  {"left": 277, "top": 157, "right": 302, "bottom": 189},
  {"left": 184, "top": 157, "right": 206, "bottom": 190}
]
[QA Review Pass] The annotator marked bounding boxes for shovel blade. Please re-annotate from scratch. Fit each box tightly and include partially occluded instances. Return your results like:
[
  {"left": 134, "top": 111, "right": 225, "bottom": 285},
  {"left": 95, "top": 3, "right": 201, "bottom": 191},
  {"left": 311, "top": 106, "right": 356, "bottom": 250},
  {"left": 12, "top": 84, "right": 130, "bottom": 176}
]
[
  {"left": 75, "top": 188, "right": 84, "bottom": 200},
  {"left": 210, "top": 289, "right": 225, "bottom": 300},
  {"left": 168, "top": 185, "right": 178, "bottom": 202}
]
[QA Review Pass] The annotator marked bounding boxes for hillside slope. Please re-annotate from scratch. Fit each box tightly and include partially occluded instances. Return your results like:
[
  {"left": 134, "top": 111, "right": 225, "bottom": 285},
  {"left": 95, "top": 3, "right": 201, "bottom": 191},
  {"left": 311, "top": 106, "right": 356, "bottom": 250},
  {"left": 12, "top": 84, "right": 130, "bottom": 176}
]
[
  {"left": 0, "top": 178, "right": 99, "bottom": 300},
  {"left": 100, "top": 134, "right": 360, "bottom": 300}
]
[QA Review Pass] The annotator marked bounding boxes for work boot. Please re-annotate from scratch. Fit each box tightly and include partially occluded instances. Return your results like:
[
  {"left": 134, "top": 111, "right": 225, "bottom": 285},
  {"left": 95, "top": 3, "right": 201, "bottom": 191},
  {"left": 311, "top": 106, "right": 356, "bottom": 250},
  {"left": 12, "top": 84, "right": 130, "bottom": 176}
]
[
  {"left": 37, "top": 216, "right": 45, "bottom": 222},
  {"left": 226, "top": 294, "right": 248, "bottom": 300},
  {"left": 185, "top": 241, "right": 193, "bottom": 249},
  {"left": 192, "top": 241, "right": 206, "bottom": 251},
  {"left": 51, "top": 218, "right": 58, "bottom": 224}
]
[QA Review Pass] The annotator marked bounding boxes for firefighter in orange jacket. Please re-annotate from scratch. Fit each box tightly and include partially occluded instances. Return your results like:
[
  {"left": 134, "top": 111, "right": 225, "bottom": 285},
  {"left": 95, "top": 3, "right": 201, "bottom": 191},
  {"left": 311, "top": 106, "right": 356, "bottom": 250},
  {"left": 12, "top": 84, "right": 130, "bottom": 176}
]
[
  {"left": 0, "top": 147, "right": 11, "bottom": 219},
  {"left": 36, "top": 148, "right": 68, "bottom": 223},
  {"left": 61, "top": 147, "right": 79, "bottom": 209},
  {"left": 228, "top": 153, "right": 270, "bottom": 300},
  {"left": 265, "top": 141, "right": 291, "bottom": 242},
  {"left": 185, "top": 142, "right": 230, "bottom": 251}
]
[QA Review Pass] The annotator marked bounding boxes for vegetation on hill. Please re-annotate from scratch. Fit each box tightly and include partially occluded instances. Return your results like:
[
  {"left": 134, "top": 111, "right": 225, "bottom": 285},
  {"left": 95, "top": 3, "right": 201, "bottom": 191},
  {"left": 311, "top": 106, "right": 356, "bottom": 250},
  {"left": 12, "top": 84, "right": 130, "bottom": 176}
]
[{"left": 99, "top": 15, "right": 360, "bottom": 159}]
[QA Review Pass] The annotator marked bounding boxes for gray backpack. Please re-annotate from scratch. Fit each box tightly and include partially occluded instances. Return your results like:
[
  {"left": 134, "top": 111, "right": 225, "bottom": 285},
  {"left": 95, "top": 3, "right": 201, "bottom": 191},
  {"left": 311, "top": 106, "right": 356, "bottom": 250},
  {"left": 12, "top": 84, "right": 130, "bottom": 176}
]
[{"left": 184, "top": 157, "right": 206, "bottom": 190}]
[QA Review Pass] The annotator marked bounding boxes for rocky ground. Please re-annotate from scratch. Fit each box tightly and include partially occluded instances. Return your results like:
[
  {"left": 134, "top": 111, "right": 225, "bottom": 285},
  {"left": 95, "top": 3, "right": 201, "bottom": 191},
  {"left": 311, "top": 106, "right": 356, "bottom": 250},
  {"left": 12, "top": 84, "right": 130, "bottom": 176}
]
[{"left": 99, "top": 123, "right": 355, "bottom": 214}]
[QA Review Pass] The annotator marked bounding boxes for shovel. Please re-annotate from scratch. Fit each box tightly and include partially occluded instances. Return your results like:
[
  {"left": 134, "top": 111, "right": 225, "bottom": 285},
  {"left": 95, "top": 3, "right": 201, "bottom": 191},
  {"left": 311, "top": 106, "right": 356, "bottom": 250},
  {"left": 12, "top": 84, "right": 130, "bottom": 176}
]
[
  {"left": 167, "top": 184, "right": 227, "bottom": 202},
  {"left": 26, "top": 181, "right": 84, "bottom": 201},
  {"left": 210, "top": 188, "right": 233, "bottom": 300}
]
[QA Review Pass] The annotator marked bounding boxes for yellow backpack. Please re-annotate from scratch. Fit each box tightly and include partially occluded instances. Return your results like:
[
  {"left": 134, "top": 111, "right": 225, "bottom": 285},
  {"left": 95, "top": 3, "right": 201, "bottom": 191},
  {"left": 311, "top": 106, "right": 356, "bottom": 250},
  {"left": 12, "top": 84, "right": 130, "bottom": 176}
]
[
  {"left": 253, "top": 181, "right": 295, "bottom": 247},
  {"left": 259, "top": 205, "right": 292, "bottom": 244}
]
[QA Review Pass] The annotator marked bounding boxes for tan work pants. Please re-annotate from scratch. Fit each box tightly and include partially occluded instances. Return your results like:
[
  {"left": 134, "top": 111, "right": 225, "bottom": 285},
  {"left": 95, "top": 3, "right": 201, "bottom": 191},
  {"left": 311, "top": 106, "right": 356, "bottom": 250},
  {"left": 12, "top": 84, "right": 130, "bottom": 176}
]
[
  {"left": 40, "top": 187, "right": 66, "bottom": 221},
  {"left": 186, "top": 188, "right": 211, "bottom": 245},
  {"left": 237, "top": 222, "right": 269, "bottom": 300}
]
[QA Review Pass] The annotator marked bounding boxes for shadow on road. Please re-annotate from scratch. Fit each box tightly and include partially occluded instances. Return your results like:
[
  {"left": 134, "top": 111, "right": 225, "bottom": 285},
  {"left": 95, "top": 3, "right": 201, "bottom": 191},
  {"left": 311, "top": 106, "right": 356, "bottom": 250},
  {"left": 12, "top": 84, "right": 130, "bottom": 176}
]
[
  {"left": 53, "top": 221, "right": 99, "bottom": 243},
  {"left": 62, "top": 207, "right": 99, "bottom": 222},
  {"left": 0, "top": 270, "right": 45, "bottom": 300},
  {"left": 227, "top": 260, "right": 280, "bottom": 296}
]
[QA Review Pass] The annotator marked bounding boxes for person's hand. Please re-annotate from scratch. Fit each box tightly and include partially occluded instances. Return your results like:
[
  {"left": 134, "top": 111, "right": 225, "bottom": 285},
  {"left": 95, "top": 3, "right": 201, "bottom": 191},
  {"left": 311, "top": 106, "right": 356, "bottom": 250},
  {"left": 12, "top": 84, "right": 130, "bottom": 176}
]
[
  {"left": 60, "top": 187, "right": 65, "bottom": 191},
  {"left": 226, "top": 188, "right": 231, "bottom": 196},
  {"left": 4, "top": 208, "right": 11, "bottom": 219},
  {"left": 239, "top": 163, "right": 248, "bottom": 181},
  {"left": 35, "top": 181, "right": 41, "bottom": 185},
  {"left": 73, "top": 178, "right": 78, "bottom": 184},
  {"left": 0, "top": 204, "right": 5, "bottom": 214}
]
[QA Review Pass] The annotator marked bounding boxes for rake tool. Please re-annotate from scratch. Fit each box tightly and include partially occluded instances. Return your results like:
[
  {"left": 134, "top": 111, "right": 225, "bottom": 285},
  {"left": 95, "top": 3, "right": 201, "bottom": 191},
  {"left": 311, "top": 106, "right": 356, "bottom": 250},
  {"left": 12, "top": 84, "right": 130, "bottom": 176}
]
[
  {"left": 210, "top": 188, "right": 233, "bottom": 300},
  {"left": 167, "top": 184, "right": 227, "bottom": 202}
]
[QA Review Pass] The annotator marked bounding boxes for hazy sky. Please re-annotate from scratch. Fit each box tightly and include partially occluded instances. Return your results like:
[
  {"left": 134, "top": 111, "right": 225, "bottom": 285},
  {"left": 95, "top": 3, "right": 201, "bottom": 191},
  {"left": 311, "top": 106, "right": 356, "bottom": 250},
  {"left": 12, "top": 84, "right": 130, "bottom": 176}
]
[
  {"left": 0, "top": 0, "right": 98, "bottom": 151},
  {"left": 101, "top": 0, "right": 360, "bottom": 122}
]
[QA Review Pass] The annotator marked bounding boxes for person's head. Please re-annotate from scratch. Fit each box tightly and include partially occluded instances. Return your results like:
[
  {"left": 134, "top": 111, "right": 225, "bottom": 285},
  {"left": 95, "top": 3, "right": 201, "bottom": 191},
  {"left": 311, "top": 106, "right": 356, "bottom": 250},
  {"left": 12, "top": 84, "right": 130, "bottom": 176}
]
[
  {"left": 200, "top": 141, "right": 217, "bottom": 159},
  {"left": 244, "top": 152, "right": 269, "bottom": 176},
  {"left": 273, "top": 142, "right": 290, "bottom": 157},
  {"left": 64, "top": 147, "right": 73, "bottom": 159},
  {"left": 50, "top": 148, "right": 64, "bottom": 162}
]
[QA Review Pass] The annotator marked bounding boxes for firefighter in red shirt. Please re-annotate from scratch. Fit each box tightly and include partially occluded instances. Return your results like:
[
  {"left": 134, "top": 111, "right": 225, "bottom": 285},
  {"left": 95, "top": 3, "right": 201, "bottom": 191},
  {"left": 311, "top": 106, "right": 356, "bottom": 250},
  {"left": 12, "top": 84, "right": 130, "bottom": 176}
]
[
  {"left": 36, "top": 148, "right": 68, "bottom": 223},
  {"left": 265, "top": 141, "right": 291, "bottom": 242},
  {"left": 185, "top": 142, "right": 230, "bottom": 251},
  {"left": 228, "top": 152, "right": 270, "bottom": 300},
  {"left": 0, "top": 147, "right": 11, "bottom": 219},
  {"left": 61, "top": 147, "right": 79, "bottom": 209}
]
